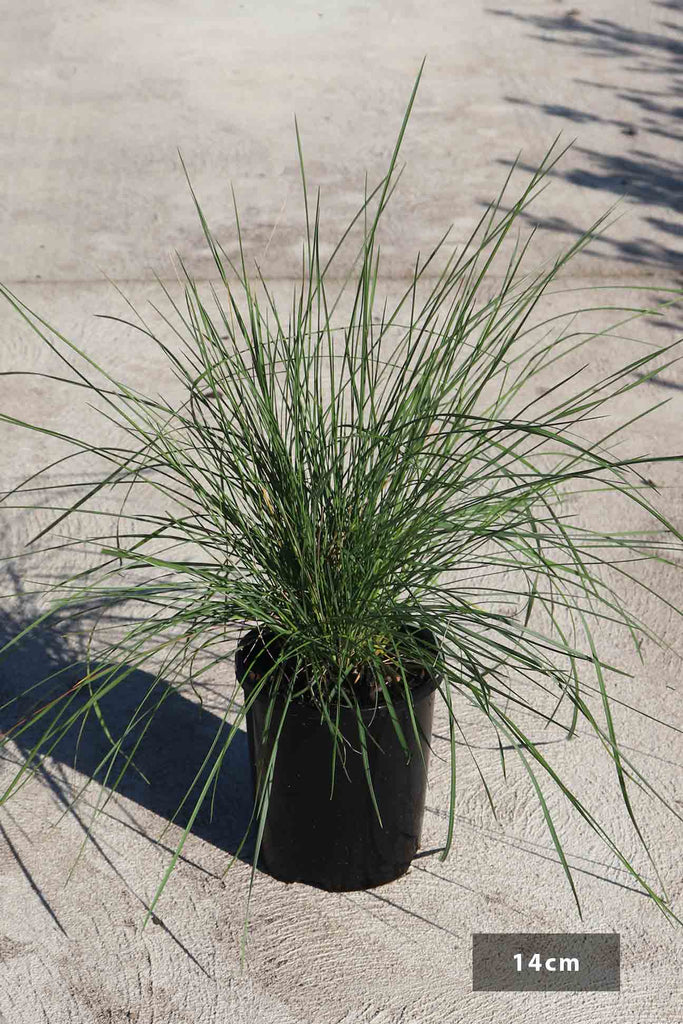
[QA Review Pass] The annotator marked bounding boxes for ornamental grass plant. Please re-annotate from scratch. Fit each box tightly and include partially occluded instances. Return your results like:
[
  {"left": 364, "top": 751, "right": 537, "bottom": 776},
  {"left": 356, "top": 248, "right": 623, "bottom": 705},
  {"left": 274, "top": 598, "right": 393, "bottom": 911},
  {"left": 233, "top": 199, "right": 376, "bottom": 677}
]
[{"left": 1, "top": 63, "right": 682, "bottom": 951}]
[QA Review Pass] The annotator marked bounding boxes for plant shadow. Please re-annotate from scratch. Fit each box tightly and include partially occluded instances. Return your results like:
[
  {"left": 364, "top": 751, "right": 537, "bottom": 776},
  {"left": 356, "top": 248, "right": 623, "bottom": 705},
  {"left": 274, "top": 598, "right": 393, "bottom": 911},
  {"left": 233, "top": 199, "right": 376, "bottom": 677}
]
[{"left": 0, "top": 598, "right": 257, "bottom": 869}]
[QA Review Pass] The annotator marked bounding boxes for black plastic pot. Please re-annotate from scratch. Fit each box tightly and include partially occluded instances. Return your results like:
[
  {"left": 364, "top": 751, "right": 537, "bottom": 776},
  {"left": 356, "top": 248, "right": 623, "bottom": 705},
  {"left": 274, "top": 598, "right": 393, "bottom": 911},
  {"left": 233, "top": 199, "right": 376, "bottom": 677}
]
[{"left": 236, "top": 625, "right": 440, "bottom": 891}]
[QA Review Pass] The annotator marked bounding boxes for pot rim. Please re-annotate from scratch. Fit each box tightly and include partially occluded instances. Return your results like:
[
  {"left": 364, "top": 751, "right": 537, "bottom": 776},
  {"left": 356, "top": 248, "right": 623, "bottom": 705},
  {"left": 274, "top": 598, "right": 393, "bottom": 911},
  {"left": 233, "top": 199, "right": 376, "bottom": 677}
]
[{"left": 236, "top": 623, "right": 442, "bottom": 714}]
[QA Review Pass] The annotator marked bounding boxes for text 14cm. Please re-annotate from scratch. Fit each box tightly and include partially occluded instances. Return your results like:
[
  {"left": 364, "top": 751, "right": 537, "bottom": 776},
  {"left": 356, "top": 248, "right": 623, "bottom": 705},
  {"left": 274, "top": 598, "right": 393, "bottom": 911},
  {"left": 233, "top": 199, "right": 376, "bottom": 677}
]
[{"left": 513, "top": 953, "right": 580, "bottom": 973}]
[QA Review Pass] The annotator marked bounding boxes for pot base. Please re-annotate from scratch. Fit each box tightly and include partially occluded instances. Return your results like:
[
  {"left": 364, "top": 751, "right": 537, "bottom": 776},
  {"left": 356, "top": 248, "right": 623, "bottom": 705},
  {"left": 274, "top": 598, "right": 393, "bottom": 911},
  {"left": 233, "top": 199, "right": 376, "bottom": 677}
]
[{"left": 259, "top": 852, "right": 414, "bottom": 891}]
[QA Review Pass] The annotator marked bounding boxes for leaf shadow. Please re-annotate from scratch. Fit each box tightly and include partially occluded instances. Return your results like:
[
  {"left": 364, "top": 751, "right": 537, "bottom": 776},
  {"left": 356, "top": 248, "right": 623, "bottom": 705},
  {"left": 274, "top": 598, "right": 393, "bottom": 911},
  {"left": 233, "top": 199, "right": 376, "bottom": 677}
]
[{"left": 0, "top": 594, "right": 257, "bottom": 875}]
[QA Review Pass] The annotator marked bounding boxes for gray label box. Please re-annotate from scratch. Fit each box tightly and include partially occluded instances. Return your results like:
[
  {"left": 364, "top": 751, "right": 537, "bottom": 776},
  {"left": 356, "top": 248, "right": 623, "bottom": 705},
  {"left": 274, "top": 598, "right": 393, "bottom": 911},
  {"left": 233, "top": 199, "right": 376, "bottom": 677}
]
[{"left": 472, "top": 933, "right": 620, "bottom": 992}]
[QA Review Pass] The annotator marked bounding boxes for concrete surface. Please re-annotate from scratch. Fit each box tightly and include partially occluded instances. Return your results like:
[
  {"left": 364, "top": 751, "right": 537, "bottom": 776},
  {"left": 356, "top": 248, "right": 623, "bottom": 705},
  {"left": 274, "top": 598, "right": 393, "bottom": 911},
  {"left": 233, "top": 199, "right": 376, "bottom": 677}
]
[{"left": 1, "top": 2, "right": 682, "bottom": 1023}]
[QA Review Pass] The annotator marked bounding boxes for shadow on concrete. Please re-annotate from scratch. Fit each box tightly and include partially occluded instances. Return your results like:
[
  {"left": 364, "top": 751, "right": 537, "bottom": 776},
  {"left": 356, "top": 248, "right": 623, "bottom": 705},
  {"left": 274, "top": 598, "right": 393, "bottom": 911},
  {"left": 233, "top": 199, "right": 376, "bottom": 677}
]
[
  {"left": 485, "top": 6, "right": 683, "bottom": 277},
  {"left": 0, "top": 815, "right": 69, "bottom": 935},
  {"left": 419, "top": 809, "right": 653, "bottom": 900},
  {"left": 0, "top": 590, "right": 256, "bottom": 875},
  {"left": 634, "top": 370, "right": 683, "bottom": 390}
]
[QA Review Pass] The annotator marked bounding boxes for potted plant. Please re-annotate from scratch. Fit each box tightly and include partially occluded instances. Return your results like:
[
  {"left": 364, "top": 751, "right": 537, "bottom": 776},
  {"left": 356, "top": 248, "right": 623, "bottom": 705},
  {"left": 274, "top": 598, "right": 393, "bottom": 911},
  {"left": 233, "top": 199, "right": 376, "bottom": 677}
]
[{"left": 1, "top": 62, "right": 682, "bottom": 954}]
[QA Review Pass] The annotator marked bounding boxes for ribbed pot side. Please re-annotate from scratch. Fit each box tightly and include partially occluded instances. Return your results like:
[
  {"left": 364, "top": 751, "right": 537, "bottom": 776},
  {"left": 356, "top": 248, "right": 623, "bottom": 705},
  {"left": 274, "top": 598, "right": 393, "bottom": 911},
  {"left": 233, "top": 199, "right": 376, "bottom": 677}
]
[{"left": 236, "top": 626, "right": 440, "bottom": 891}]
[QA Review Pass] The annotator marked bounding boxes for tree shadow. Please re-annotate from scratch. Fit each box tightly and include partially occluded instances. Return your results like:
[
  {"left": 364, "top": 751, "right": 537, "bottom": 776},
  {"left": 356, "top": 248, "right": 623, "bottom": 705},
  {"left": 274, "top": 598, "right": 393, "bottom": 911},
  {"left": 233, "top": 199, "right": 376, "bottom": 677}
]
[
  {"left": 0, "top": 591, "right": 256, "bottom": 874},
  {"left": 485, "top": 7, "right": 683, "bottom": 279}
]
